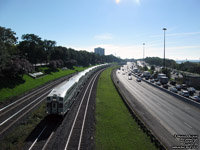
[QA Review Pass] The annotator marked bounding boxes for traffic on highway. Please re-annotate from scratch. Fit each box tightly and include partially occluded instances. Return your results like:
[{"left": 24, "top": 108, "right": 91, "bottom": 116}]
[{"left": 116, "top": 62, "right": 200, "bottom": 150}]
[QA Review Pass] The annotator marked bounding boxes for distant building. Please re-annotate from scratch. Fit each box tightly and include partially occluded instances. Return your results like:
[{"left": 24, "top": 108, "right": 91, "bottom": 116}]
[{"left": 94, "top": 47, "right": 105, "bottom": 56}]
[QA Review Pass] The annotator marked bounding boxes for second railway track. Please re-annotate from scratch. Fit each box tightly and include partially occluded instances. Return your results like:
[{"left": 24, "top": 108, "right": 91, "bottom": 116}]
[
  {"left": 0, "top": 73, "right": 75, "bottom": 137},
  {"left": 27, "top": 68, "right": 104, "bottom": 150}
]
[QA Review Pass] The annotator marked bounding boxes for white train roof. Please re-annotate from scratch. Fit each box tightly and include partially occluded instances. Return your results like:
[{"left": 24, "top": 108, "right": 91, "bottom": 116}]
[
  {"left": 47, "top": 64, "right": 107, "bottom": 98},
  {"left": 48, "top": 74, "right": 79, "bottom": 98}
]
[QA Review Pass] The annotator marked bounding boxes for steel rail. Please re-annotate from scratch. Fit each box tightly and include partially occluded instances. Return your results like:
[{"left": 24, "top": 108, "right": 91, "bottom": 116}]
[{"left": 64, "top": 69, "right": 102, "bottom": 150}]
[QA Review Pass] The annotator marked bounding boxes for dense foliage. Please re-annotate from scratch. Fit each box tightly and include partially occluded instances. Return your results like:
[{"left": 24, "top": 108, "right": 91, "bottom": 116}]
[
  {"left": 145, "top": 57, "right": 176, "bottom": 68},
  {"left": 0, "top": 26, "right": 122, "bottom": 79},
  {"left": 145, "top": 57, "right": 200, "bottom": 74}
]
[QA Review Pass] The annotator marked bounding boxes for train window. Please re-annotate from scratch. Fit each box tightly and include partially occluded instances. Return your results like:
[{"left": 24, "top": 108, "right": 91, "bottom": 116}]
[
  {"left": 59, "top": 97, "right": 63, "bottom": 101},
  {"left": 47, "top": 97, "right": 51, "bottom": 100},
  {"left": 59, "top": 103, "right": 63, "bottom": 108}
]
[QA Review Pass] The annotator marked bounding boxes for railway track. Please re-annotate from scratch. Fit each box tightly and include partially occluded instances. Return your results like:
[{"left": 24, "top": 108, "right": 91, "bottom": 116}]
[
  {"left": 26, "top": 68, "right": 104, "bottom": 150},
  {"left": 0, "top": 73, "right": 74, "bottom": 137}
]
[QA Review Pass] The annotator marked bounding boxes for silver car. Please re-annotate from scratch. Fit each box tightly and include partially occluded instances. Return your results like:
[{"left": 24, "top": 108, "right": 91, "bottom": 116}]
[{"left": 170, "top": 87, "right": 178, "bottom": 93}]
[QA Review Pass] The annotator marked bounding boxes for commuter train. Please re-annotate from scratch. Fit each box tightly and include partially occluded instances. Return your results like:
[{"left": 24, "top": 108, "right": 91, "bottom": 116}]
[{"left": 46, "top": 64, "right": 108, "bottom": 116}]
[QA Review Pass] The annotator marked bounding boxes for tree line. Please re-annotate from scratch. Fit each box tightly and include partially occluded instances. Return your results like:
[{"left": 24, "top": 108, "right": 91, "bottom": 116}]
[
  {"left": 0, "top": 26, "right": 122, "bottom": 79},
  {"left": 144, "top": 57, "right": 200, "bottom": 74}
]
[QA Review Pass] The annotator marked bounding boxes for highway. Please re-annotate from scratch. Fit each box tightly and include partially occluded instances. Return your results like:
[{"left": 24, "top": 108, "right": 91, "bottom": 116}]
[{"left": 116, "top": 69, "right": 200, "bottom": 149}]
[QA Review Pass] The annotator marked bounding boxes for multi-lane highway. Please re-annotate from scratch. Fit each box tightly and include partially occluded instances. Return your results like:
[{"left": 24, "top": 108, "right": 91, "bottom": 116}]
[{"left": 116, "top": 67, "right": 200, "bottom": 149}]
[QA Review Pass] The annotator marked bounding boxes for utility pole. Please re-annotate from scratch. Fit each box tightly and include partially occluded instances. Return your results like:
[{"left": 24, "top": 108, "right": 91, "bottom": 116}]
[
  {"left": 143, "top": 43, "right": 145, "bottom": 62},
  {"left": 163, "top": 28, "right": 167, "bottom": 69}
]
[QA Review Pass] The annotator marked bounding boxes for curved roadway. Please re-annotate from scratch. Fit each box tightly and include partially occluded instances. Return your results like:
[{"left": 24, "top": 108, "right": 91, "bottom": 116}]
[{"left": 116, "top": 70, "right": 200, "bottom": 149}]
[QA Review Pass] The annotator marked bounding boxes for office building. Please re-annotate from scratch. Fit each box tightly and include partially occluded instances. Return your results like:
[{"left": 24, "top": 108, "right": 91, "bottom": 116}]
[{"left": 94, "top": 47, "right": 105, "bottom": 56}]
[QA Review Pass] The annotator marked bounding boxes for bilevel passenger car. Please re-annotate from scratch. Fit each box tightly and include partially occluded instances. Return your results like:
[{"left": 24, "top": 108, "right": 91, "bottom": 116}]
[{"left": 46, "top": 64, "right": 108, "bottom": 116}]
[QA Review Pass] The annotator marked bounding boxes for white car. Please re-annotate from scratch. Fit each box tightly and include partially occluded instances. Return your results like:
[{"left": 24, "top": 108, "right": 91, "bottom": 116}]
[
  {"left": 128, "top": 76, "right": 132, "bottom": 80},
  {"left": 180, "top": 90, "right": 189, "bottom": 98}
]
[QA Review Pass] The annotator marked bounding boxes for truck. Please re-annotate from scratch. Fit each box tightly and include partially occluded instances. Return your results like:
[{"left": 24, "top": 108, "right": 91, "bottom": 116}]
[
  {"left": 160, "top": 76, "right": 168, "bottom": 85},
  {"left": 133, "top": 68, "right": 139, "bottom": 73},
  {"left": 157, "top": 73, "right": 166, "bottom": 80},
  {"left": 143, "top": 71, "right": 151, "bottom": 78}
]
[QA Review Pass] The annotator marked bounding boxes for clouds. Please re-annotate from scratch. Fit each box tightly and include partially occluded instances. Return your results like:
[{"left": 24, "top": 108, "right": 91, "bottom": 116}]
[{"left": 94, "top": 33, "right": 113, "bottom": 41}]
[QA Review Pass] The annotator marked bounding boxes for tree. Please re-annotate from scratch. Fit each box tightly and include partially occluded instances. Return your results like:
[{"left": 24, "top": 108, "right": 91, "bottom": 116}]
[
  {"left": 151, "top": 65, "right": 155, "bottom": 71},
  {"left": 162, "top": 68, "right": 171, "bottom": 79},
  {"left": 0, "top": 26, "right": 18, "bottom": 76},
  {"left": 143, "top": 65, "right": 148, "bottom": 71},
  {"left": 18, "top": 34, "right": 44, "bottom": 64}
]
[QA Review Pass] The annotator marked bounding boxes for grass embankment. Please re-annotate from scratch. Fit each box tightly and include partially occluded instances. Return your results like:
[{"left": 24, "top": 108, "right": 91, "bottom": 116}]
[
  {"left": 95, "top": 67, "right": 156, "bottom": 150},
  {"left": 0, "top": 66, "right": 87, "bottom": 102},
  {"left": 0, "top": 102, "right": 46, "bottom": 149}
]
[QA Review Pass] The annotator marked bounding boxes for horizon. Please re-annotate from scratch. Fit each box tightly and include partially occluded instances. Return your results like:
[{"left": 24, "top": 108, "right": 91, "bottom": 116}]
[{"left": 1, "top": 0, "right": 200, "bottom": 60}]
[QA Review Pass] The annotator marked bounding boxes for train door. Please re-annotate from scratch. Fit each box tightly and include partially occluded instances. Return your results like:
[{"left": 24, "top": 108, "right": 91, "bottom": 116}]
[{"left": 51, "top": 101, "right": 58, "bottom": 114}]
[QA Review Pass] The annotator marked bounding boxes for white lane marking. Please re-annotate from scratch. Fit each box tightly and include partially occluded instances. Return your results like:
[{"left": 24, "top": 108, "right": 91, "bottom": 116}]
[
  {"left": 184, "top": 107, "right": 190, "bottom": 110},
  {"left": 0, "top": 90, "right": 51, "bottom": 126},
  {"left": 184, "top": 122, "right": 193, "bottom": 129},
  {"left": 28, "top": 125, "right": 47, "bottom": 150},
  {"left": 167, "top": 111, "right": 173, "bottom": 115},
  {"left": 64, "top": 71, "right": 100, "bottom": 150},
  {"left": 157, "top": 102, "right": 161, "bottom": 106}
]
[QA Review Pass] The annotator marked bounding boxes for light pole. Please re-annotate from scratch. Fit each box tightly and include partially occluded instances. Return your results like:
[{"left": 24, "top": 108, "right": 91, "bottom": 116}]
[
  {"left": 143, "top": 43, "right": 145, "bottom": 62},
  {"left": 163, "top": 28, "right": 167, "bottom": 69}
]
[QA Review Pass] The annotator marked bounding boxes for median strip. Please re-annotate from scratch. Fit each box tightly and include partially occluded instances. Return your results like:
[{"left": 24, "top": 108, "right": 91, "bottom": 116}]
[{"left": 95, "top": 66, "right": 156, "bottom": 150}]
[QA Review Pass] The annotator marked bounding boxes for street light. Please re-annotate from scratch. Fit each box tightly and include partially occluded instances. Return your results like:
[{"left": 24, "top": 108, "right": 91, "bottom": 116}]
[
  {"left": 163, "top": 28, "right": 167, "bottom": 69},
  {"left": 143, "top": 43, "right": 145, "bottom": 62}
]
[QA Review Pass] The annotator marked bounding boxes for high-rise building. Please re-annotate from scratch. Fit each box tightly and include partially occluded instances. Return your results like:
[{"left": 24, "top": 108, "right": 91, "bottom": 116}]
[{"left": 94, "top": 47, "right": 105, "bottom": 56}]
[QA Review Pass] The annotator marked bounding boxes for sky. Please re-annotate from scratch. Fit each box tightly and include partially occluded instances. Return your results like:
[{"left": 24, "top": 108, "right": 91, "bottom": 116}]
[{"left": 0, "top": 0, "right": 200, "bottom": 60}]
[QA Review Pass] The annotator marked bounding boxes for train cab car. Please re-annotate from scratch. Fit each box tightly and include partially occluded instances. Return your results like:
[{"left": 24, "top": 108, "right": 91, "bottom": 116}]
[{"left": 46, "top": 64, "right": 109, "bottom": 116}]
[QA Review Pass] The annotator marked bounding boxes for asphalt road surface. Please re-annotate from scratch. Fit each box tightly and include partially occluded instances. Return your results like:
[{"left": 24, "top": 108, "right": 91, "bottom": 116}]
[{"left": 116, "top": 69, "right": 200, "bottom": 150}]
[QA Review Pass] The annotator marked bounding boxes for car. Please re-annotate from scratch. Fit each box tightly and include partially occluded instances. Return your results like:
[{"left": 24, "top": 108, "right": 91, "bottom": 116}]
[
  {"left": 170, "top": 81, "right": 176, "bottom": 86},
  {"left": 128, "top": 76, "right": 132, "bottom": 80},
  {"left": 162, "top": 84, "right": 168, "bottom": 89},
  {"left": 175, "top": 85, "right": 182, "bottom": 91},
  {"left": 154, "top": 79, "right": 159, "bottom": 82},
  {"left": 181, "top": 84, "right": 188, "bottom": 90},
  {"left": 150, "top": 79, "right": 154, "bottom": 83},
  {"left": 170, "top": 87, "right": 178, "bottom": 93},
  {"left": 187, "top": 87, "right": 196, "bottom": 92},
  {"left": 180, "top": 90, "right": 189, "bottom": 98},
  {"left": 136, "top": 78, "right": 141, "bottom": 82},
  {"left": 191, "top": 96, "right": 200, "bottom": 102},
  {"left": 156, "top": 82, "right": 161, "bottom": 86},
  {"left": 187, "top": 87, "right": 196, "bottom": 96}
]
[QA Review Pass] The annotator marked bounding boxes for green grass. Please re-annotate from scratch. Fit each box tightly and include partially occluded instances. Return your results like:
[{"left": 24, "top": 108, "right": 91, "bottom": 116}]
[
  {"left": 0, "top": 66, "right": 88, "bottom": 102},
  {"left": 0, "top": 102, "right": 46, "bottom": 150},
  {"left": 95, "top": 66, "right": 156, "bottom": 150}
]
